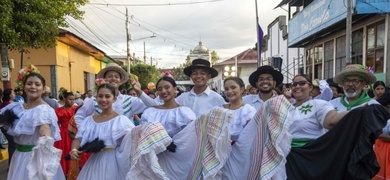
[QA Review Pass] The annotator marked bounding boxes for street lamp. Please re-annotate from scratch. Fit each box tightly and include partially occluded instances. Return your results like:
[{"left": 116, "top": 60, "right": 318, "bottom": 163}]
[{"left": 223, "top": 65, "right": 237, "bottom": 79}]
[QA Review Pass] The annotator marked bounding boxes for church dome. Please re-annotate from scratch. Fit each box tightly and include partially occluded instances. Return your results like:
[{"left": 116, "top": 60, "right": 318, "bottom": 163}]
[{"left": 192, "top": 41, "right": 209, "bottom": 54}]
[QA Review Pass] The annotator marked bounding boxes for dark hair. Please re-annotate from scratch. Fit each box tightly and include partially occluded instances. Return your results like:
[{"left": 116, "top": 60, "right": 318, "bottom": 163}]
[
  {"left": 87, "top": 90, "right": 92, "bottom": 93},
  {"left": 127, "top": 88, "right": 136, "bottom": 94},
  {"left": 224, "top": 77, "right": 245, "bottom": 88},
  {"left": 62, "top": 91, "right": 74, "bottom": 99},
  {"left": 147, "top": 91, "right": 156, "bottom": 96},
  {"left": 23, "top": 72, "right": 46, "bottom": 87},
  {"left": 377, "top": 91, "right": 390, "bottom": 107},
  {"left": 157, "top": 76, "right": 177, "bottom": 88},
  {"left": 293, "top": 74, "right": 312, "bottom": 86},
  {"left": 2, "top": 88, "right": 13, "bottom": 102},
  {"left": 97, "top": 83, "right": 116, "bottom": 97},
  {"left": 373, "top": 81, "right": 386, "bottom": 89}
]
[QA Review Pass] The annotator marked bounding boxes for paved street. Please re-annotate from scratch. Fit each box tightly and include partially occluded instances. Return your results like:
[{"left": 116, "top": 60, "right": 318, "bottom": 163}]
[{"left": 0, "top": 159, "right": 7, "bottom": 180}]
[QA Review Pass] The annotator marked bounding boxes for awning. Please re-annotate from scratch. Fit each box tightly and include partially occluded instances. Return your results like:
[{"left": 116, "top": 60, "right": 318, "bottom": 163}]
[{"left": 274, "top": 0, "right": 291, "bottom": 9}]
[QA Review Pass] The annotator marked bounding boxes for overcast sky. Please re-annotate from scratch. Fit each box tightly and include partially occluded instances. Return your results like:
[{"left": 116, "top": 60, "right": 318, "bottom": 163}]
[{"left": 65, "top": 0, "right": 288, "bottom": 68}]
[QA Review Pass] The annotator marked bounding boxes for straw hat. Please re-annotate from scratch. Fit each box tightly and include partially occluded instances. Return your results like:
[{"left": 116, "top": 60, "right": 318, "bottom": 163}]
[
  {"left": 44, "top": 86, "right": 51, "bottom": 94},
  {"left": 248, "top": 65, "right": 283, "bottom": 87},
  {"left": 312, "top": 79, "right": 320, "bottom": 87},
  {"left": 97, "top": 63, "right": 129, "bottom": 83},
  {"left": 333, "top": 64, "right": 376, "bottom": 84},
  {"left": 183, "top": 59, "right": 218, "bottom": 78}
]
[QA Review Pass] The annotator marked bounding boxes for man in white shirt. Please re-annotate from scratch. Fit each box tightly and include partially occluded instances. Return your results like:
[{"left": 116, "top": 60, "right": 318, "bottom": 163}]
[
  {"left": 243, "top": 65, "right": 283, "bottom": 110},
  {"left": 330, "top": 64, "right": 378, "bottom": 112},
  {"left": 134, "top": 58, "right": 226, "bottom": 118}
]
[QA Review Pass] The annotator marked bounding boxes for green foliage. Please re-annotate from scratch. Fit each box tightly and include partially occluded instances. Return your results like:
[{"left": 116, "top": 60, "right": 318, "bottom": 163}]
[
  {"left": 0, "top": 0, "right": 88, "bottom": 49},
  {"left": 211, "top": 51, "right": 220, "bottom": 65},
  {"left": 130, "top": 64, "right": 158, "bottom": 90}
]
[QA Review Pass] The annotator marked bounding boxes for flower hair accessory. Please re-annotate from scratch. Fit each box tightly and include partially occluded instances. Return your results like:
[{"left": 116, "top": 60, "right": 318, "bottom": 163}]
[
  {"left": 94, "top": 78, "right": 109, "bottom": 90},
  {"left": 361, "top": 65, "right": 374, "bottom": 74},
  {"left": 15, "top": 64, "right": 40, "bottom": 88},
  {"left": 164, "top": 71, "right": 174, "bottom": 79}
]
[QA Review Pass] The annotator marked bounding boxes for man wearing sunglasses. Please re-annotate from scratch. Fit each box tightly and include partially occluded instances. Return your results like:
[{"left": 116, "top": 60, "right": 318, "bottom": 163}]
[
  {"left": 330, "top": 64, "right": 378, "bottom": 112},
  {"left": 243, "top": 65, "right": 283, "bottom": 110}
]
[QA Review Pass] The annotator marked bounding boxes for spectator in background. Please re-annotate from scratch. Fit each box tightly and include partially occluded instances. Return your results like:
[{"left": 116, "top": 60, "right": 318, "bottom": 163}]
[
  {"left": 147, "top": 91, "right": 156, "bottom": 99},
  {"left": 85, "top": 90, "right": 93, "bottom": 99},
  {"left": 327, "top": 78, "right": 343, "bottom": 99},
  {"left": 127, "top": 88, "right": 138, "bottom": 97},
  {"left": 0, "top": 88, "right": 15, "bottom": 151},
  {"left": 310, "top": 79, "right": 333, "bottom": 101},
  {"left": 373, "top": 81, "right": 386, "bottom": 100},
  {"left": 13, "top": 87, "right": 24, "bottom": 103},
  {"left": 74, "top": 92, "right": 83, "bottom": 106},
  {"left": 42, "top": 86, "right": 59, "bottom": 109}
]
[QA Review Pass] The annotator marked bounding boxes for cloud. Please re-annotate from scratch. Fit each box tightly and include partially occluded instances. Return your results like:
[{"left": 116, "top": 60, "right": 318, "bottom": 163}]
[{"left": 65, "top": 0, "right": 287, "bottom": 68}]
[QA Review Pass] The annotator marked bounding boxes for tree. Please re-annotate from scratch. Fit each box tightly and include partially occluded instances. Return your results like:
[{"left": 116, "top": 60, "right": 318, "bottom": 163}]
[
  {"left": 0, "top": 0, "right": 88, "bottom": 88},
  {"left": 130, "top": 64, "right": 159, "bottom": 90},
  {"left": 211, "top": 51, "right": 220, "bottom": 65}
]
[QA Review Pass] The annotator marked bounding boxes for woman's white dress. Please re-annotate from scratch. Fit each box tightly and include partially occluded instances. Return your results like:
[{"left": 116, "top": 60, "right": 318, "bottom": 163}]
[
  {"left": 140, "top": 106, "right": 196, "bottom": 137},
  {"left": 228, "top": 104, "right": 256, "bottom": 141},
  {"left": 2, "top": 103, "right": 65, "bottom": 180},
  {"left": 76, "top": 115, "right": 134, "bottom": 180}
]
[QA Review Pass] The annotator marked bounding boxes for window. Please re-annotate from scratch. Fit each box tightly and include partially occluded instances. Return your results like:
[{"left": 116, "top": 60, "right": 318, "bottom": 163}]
[
  {"left": 352, "top": 29, "right": 363, "bottom": 64},
  {"left": 336, "top": 35, "right": 346, "bottom": 74},
  {"left": 306, "top": 49, "right": 313, "bottom": 77},
  {"left": 314, "top": 45, "right": 323, "bottom": 79},
  {"left": 366, "top": 21, "right": 385, "bottom": 73},
  {"left": 324, "top": 40, "right": 334, "bottom": 79}
]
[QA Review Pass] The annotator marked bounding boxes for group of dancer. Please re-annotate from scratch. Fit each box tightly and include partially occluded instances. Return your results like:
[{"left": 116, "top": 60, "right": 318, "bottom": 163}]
[{"left": 0, "top": 58, "right": 390, "bottom": 180}]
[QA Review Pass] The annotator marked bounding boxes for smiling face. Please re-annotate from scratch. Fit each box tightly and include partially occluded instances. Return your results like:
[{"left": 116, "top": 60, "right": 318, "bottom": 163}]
[
  {"left": 256, "top": 73, "right": 276, "bottom": 94},
  {"left": 224, "top": 79, "right": 244, "bottom": 102},
  {"left": 23, "top": 75, "right": 45, "bottom": 101},
  {"left": 291, "top": 75, "right": 312, "bottom": 101},
  {"left": 190, "top": 68, "right": 211, "bottom": 87},
  {"left": 104, "top": 70, "right": 122, "bottom": 89},
  {"left": 157, "top": 79, "right": 176, "bottom": 102},
  {"left": 96, "top": 86, "right": 116, "bottom": 110}
]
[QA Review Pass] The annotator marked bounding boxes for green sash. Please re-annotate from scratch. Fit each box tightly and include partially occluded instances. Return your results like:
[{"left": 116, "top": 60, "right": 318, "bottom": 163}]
[
  {"left": 291, "top": 138, "right": 312, "bottom": 148},
  {"left": 16, "top": 144, "right": 35, "bottom": 152},
  {"left": 340, "top": 92, "right": 371, "bottom": 110}
]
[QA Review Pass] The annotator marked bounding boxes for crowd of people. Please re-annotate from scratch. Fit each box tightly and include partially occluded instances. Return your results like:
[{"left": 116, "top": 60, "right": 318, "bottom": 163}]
[{"left": 0, "top": 59, "right": 389, "bottom": 179}]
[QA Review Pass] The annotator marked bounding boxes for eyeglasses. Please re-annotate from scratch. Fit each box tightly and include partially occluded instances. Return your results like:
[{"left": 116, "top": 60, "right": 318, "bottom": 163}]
[
  {"left": 291, "top": 81, "right": 311, "bottom": 87},
  {"left": 343, "top": 79, "right": 363, "bottom": 85},
  {"left": 258, "top": 77, "right": 274, "bottom": 82},
  {"left": 191, "top": 72, "right": 208, "bottom": 77}
]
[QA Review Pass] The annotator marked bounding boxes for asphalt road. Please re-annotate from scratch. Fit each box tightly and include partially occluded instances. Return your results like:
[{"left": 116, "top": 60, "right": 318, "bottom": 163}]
[{"left": 0, "top": 159, "right": 8, "bottom": 180}]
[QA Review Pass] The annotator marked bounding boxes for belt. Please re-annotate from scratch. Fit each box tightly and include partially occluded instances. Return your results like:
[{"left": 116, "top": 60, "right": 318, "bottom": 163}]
[{"left": 16, "top": 144, "right": 35, "bottom": 152}]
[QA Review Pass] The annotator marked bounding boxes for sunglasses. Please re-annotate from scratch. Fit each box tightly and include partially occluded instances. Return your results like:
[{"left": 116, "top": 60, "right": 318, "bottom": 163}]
[{"left": 291, "top": 81, "right": 311, "bottom": 87}]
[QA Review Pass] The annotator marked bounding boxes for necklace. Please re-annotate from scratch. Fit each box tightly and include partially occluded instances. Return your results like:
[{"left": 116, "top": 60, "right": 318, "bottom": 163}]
[
  {"left": 24, "top": 102, "right": 43, "bottom": 109},
  {"left": 228, "top": 102, "right": 244, "bottom": 110}
]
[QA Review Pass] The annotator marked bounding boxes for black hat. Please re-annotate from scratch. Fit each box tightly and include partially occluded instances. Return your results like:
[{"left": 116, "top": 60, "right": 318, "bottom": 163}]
[
  {"left": 326, "top": 78, "right": 343, "bottom": 94},
  {"left": 248, "top": 65, "right": 283, "bottom": 87},
  {"left": 183, "top": 58, "right": 218, "bottom": 78}
]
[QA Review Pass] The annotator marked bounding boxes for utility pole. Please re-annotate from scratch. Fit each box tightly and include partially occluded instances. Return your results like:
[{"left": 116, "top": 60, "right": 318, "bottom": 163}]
[
  {"left": 126, "top": 8, "right": 131, "bottom": 73},
  {"left": 150, "top": 56, "right": 153, "bottom": 66},
  {"left": 346, "top": 0, "right": 352, "bottom": 64},
  {"left": 144, "top": 41, "right": 146, "bottom": 64}
]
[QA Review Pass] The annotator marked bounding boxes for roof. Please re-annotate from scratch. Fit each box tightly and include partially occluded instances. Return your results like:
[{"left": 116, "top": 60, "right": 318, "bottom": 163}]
[
  {"left": 191, "top": 41, "right": 209, "bottom": 54},
  {"left": 213, "top": 48, "right": 258, "bottom": 67}
]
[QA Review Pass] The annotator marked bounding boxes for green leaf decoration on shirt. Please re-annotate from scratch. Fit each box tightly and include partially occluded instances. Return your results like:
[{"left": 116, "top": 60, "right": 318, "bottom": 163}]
[{"left": 299, "top": 104, "right": 313, "bottom": 115}]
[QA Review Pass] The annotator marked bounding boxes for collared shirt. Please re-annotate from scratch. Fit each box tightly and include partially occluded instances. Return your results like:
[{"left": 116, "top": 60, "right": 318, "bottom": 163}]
[
  {"left": 329, "top": 96, "right": 379, "bottom": 112},
  {"left": 243, "top": 93, "right": 277, "bottom": 110},
  {"left": 74, "top": 93, "right": 146, "bottom": 126},
  {"left": 139, "top": 87, "right": 226, "bottom": 118}
]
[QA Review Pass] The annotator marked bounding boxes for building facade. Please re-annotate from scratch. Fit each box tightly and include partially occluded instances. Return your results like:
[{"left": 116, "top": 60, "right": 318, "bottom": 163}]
[
  {"left": 281, "top": 0, "right": 390, "bottom": 84},
  {"left": 262, "top": 15, "right": 305, "bottom": 83},
  {"left": 4, "top": 29, "right": 115, "bottom": 97}
]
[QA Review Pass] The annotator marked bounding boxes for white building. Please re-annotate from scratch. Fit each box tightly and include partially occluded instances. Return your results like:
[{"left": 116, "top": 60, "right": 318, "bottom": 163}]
[{"left": 189, "top": 41, "right": 211, "bottom": 62}]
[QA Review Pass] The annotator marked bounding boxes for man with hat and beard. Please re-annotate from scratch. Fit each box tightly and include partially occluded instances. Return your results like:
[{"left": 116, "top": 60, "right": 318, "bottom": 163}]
[
  {"left": 243, "top": 65, "right": 283, "bottom": 110},
  {"left": 330, "top": 64, "right": 378, "bottom": 112},
  {"left": 133, "top": 58, "right": 225, "bottom": 118}
]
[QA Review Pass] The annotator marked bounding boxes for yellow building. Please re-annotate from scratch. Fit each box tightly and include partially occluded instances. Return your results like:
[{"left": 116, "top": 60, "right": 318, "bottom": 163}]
[{"left": 2, "top": 29, "right": 116, "bottom": 97}]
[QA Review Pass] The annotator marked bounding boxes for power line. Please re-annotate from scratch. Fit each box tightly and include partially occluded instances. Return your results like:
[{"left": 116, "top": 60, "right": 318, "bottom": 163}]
[{"left": 89, "top": 0, "right": 227, "bottom": 7}]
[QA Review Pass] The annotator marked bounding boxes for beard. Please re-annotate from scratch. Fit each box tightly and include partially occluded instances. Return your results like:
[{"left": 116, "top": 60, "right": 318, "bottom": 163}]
[
  {"left": 259, "top": 88, "right": 273, "bottom": 94},
  {"left": 344, "top": 89, "right": 362, "bottom": 98}
]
